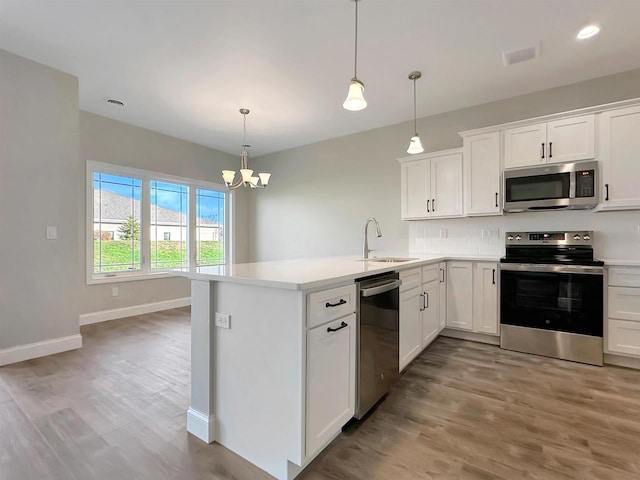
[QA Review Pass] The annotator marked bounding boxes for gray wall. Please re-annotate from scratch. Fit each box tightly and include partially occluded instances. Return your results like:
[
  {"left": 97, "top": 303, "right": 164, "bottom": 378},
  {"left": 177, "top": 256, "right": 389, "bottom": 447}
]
[
  {"left": 79, "top": 112, "right": 251, "bottom": 314},
  {"left": 0, "top": 50, "right": 81, "bottom": 349},
  {"left": 250, "top": 68, "right": 640, "bottom": 262}
]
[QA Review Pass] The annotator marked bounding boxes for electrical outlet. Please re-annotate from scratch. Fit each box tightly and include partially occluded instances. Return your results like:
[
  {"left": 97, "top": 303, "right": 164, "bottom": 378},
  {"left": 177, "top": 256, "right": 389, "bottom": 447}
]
[
  {"left": 112, "top": 286, "right": 119, "bottom": 297},
  {"left": 215, "top": 313, "right": 230, "bottom": 329},
  {"left": 46, "top": 226, "right": 57, "bottom": 240}
]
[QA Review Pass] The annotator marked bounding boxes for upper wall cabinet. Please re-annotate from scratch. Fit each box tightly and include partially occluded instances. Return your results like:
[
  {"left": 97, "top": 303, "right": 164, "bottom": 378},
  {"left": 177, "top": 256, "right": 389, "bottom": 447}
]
[
  {"left": 503, "top": 114, "right": 595, "bottom": 169},
  {"left": 598, "top": 105, "right": 640, "bottom": 211},
  {"left": 462, "top": 132, "right": 501, "bottom": 216},
  {"left": 399, "top": 149, "right": 463, "bottom": 220}
]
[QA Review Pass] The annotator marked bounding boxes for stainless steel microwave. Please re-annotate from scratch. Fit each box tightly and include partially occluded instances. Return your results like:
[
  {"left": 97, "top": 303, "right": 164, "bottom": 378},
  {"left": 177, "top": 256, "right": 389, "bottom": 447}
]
[{"left": 503, "top": 160, "right": 598, "bottom": 212}]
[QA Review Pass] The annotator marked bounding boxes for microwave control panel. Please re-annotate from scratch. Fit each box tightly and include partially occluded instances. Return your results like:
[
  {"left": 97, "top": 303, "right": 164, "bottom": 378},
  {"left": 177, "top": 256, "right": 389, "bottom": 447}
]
[{"left": 575, "top": 169, "right": 595, "bottom": 198}]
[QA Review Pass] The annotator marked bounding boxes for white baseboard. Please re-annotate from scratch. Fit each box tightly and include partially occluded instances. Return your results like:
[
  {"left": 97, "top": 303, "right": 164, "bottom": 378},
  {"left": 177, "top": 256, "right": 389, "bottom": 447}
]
[
  {"left": 79, "top": 297, "right": 191, "bottom": 326},
  {"left": 0, "top": 334, "right": 82, "bottom": 367},
  {"left": 604, "top": 353, "right": 640, "bottom": 370},
  {"left": 440, "top": 328, "right": 501, "bottom": 345},
  {"left": 187, "top": 407, "right": 215, "bottom": 444}
]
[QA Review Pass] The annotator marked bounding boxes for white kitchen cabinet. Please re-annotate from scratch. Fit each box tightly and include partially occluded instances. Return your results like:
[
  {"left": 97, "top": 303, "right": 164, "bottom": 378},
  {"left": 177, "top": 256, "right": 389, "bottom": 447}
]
[
  {"left": 422, "top": 280, "right": 439, "bottom": 347},
  {"left": 446, "top": 262, "right": 473, "bottom": 331},
  {"left": 438, "top": 262, "right": 447, "bottom": 331},
  {"left": 599, "top": 105, "right": 640, "bottom": 210},
  {"left": 607, "top": 266, "right": 640, "bottom": 358},
  {"left": 503, "top": 114, "right": 594, "bottom": 169},
  {"left": 306, "top": 312, "right": 356, "bottom": 456},
  {"left": 399, "top": 285, "right": 423, "bottom": 371},
  {"left": 399, "top": 149, "right": 463, "bottom": 220},
  {"left": 473, "top": 262, "right": 499, "bottom": 335},
  {"left": 463, "top": 131, "right": 501, "bottom": 216}
]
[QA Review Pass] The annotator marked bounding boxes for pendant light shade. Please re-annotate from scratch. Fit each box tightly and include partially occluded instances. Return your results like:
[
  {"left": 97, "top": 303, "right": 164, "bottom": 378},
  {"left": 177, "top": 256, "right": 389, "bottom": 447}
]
[
  {"left": 343, "top": 0, "right": 366, "bottom": 111},
  {"left": 343, "top": 78, "right": 367, "bottom": 111},
  {"left": 407, "top": 71, "right": 424, "bottom": 154},
  {"left": 221, "top": 109, "right": 272, "bottom": 190}
]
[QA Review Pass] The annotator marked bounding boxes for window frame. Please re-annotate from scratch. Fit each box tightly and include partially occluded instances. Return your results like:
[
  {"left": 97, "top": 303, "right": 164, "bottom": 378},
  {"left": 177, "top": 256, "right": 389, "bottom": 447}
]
[{"left": 86, "top": 161, "right": 232, "bottom": 285}]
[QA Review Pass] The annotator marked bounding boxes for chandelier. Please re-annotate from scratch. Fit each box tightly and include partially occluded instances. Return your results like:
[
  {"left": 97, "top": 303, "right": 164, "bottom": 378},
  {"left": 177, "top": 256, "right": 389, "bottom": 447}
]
[{"left": 221, "top": 108, "right": 271, "bottom": 189}]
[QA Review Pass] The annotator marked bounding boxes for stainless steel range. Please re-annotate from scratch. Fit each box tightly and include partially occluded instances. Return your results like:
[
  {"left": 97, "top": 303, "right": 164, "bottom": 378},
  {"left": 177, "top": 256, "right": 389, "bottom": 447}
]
[{"left": 499, "top": 231, "right": 604, "bottom": 366}]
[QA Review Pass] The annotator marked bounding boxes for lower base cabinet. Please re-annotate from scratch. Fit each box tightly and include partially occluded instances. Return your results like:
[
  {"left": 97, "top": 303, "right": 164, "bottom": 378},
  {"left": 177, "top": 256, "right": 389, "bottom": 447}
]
[
  {"left": 306, "top": 312, "right": 356, "bottom": 456},
  {"left": 446, "top": 261, "right": 499, "bottom": 336},
  {"left": 607, "top": 267, "right": 640, "bottom": 358},
  {"left": 422, "top": 280, "right": 439, "bottom": 347},
  {"left": 399, "top": 286, "right": 423, "bottom": 371}
]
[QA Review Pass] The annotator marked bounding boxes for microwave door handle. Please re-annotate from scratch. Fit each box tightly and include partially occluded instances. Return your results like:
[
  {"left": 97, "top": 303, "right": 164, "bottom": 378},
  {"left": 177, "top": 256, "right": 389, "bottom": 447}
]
[{"left": 569, "top": 170, "right": 576, "bottom": 198}]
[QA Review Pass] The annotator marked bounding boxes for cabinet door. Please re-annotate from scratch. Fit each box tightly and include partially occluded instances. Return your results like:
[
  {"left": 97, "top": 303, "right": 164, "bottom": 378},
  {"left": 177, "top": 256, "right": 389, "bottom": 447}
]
[
  {"left": 599, "top": 105, "right": 640, "bottom": 210},
  {"left": 546, "top": 114, "right": 595, "bottom": 164},
  {"left": 400, "top": 159, "right": 430, "bottom": 219},
  {"left": 430, "top": 152, "right": 463, "bottom": 218},
  {"left": 438, "top": 262, "right": 447, "bottom": 331},
  {"left": 422, "top": 281, "right": 439, "bottom": 348},
  {"left": 399, "top": 287, "right": 422, "bottom": 371},
  {"left": 608, "top": 319, "right": 640, "bottom": 357},
  {"left": 608, "top": 287, "right": 640, "bottom": 322},
  {"left": 473, "top": 263, "right": 499, "bottom": 335},
  {"left": 306, "top": 313, "right": 356, "bottom": 456},
  {"left": 463, "top": 132, "right": 502, "bottom": 216},
  {"left": 446, "top": 262, "right": 473, "bottom": 331},
  {"left": 503, "top": 123, "right": 546, "bottom": 169}
]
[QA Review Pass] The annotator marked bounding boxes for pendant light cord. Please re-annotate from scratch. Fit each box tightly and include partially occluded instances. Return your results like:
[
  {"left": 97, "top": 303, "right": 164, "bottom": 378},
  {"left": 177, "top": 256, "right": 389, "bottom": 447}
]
[
  {"left": 413, "top": 79, "right": 417, "bottom": 134},
  {"left": 354, "top": 0, "right": 358, "bottom": 78},
  {"left": 243, "top": 113, "right": 247, "bottom": 148}
]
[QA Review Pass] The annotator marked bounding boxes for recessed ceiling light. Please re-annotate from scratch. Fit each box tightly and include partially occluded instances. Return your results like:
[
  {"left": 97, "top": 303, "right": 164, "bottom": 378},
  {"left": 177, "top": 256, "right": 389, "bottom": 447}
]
[
  {"left": 577, "top": 25, "right": 600, "bottom": 40},
  {"left": 106, "top": 99, "right": 124, "bottom": 106}
]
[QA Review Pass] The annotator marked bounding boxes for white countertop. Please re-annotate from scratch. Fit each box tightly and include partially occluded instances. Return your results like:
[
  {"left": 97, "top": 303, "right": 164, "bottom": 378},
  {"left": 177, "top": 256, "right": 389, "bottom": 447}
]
[
  {"left": 173, "top": 254, "right": 500, "bottom": 290},
  {"left": 601, "top": 259, "right": 640, "bottom": 267}
]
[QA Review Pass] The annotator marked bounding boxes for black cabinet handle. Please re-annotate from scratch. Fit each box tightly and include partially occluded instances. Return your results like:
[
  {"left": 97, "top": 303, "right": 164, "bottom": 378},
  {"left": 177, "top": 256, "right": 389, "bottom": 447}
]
[
  {"left": 432, "top": 198, "right": 436, "bottom": 211},
  {"left": 325, "top": 299, "right": 346, "bottom": 308},
  {"left": 492, "top": 269, "right": 496, "bottom": 285},
  {"left": 327, "top": 321, "right": 348, "bottom": 333},
  {"left": 495, "top": 192, "right": 498, "bottom": 208},
  {"left": 419, "top": 293, "right": 425, "bottom": 311},
  {"left": 424, "top": 292, "right": 429, "bottom": 309},
  {"left": 440, "top": 268, "right": 445, "bottom": 283},
  {"left": 541, "top": 143, "right": 545, "bottom": 159},
  {"left": 605, "top": 183, "right": 609, "bottom": 201},
  {"left": 426, "top": 200, "right": 430, "bottom": 213},
  {"left": 549, "top": 142, "right": 553, "bottom": 158}
]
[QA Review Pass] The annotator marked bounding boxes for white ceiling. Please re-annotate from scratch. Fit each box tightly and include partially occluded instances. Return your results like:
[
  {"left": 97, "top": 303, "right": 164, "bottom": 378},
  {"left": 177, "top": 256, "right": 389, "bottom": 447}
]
[{"left": 2, "top": 0, "right": 640, "bottom": 156}]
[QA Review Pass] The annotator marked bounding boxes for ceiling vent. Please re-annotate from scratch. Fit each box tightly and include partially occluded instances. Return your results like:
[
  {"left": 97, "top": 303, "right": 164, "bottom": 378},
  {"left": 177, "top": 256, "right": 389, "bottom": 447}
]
[{"left": 502, "top": 44, "right": 540, "bottom": 66}]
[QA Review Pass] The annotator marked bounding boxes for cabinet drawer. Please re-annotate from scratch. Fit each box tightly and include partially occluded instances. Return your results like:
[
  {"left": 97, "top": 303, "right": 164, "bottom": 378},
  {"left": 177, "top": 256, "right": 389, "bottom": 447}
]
[
  {"left": 608, "top": 319, "right": 640, "bottom": 357},
  {"left": 400, "top": 268, "right": 421, "bottom": 292},
  {"left": 308, "top": 284, "right": 356, "bottom": 329},
  {"left": 609, "top": 286, "right": 640, "bottom": 322},
  {"left": 609, "top": 267, "right": 640, "bottom": 288},
  {"left": 421, "top": 264, "right": 439, "bottom": 284}
]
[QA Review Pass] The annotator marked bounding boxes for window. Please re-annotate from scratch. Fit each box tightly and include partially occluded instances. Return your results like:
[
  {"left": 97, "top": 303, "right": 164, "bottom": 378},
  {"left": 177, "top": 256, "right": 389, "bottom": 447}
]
[{"left": 87, "top": 161, "right": 231, "bottom": 284}]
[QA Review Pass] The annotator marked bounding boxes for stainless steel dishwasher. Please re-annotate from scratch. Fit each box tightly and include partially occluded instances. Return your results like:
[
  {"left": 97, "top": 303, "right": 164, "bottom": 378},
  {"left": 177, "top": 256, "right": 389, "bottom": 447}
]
[{"left": 355, "top": 272, "right": 401, "bottom": 419}]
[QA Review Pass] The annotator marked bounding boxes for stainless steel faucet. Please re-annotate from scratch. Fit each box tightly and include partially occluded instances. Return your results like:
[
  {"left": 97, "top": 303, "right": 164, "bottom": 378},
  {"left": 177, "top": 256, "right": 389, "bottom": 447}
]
[{"left": 362, "top": 217, "right": 382, "bottom": 259}]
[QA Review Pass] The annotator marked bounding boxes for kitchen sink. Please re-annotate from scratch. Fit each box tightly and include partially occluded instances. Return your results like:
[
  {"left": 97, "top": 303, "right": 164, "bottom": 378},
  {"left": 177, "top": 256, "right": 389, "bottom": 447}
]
[{"left": 359, "top": 257, "right": 418, "bottom": 263}]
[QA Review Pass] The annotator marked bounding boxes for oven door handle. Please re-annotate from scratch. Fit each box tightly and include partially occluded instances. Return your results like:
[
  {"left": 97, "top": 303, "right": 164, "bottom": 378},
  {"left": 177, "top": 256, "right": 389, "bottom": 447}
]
[{"left": 499, "top": 263, "right": 604, "bottom": 275}]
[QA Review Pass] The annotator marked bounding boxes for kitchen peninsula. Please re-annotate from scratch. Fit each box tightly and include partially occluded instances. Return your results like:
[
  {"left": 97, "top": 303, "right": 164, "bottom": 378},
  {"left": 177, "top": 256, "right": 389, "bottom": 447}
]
[{"left": 174, "top": 254, "right": 498, "bottom": 480}]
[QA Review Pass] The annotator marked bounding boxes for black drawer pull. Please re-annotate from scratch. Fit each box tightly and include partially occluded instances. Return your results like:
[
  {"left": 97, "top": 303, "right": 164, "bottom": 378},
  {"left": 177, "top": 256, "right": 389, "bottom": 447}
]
[
  {"left": 605, "top": 183, "right": 609, "bottom": 201},
  {"left": 495, "top": 192, "right": 498, "bottom": 208},
  {"left": 326, "top": 299, "right": 346, "bottom": 308},
  {"left": 541, "top": 142, "right": 545, "bottom": 159},
  {"left": 492, "top": 269, "right": 496, "bottom": 285},
  {"left": 549, "top": 142, "right": 553, "bottom": 158},
  {"left": 327, "top": 321, "right": 348, "bottom": 333}
]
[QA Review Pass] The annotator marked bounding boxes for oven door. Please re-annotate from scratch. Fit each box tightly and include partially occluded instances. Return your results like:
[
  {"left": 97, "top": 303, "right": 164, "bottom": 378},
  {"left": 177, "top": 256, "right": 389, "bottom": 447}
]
[{"left": 500, "top": 264, "right": 603, "bottom": 337}]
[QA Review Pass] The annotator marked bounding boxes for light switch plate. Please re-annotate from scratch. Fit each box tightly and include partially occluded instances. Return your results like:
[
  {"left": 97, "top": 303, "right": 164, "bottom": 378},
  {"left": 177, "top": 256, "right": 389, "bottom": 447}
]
[{"left": 46, "top": 226, "right": 57, "bottom": 240}]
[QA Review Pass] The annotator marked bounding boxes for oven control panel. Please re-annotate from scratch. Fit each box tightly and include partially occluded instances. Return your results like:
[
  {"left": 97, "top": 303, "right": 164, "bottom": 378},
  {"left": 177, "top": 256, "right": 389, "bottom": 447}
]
[{"left": 506, "top": 231, "right": 594, "bottom": 246}]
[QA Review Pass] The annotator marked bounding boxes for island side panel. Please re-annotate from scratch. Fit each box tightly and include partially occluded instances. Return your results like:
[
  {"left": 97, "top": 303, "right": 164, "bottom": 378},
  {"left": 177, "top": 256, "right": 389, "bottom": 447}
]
[
  {"left": 187, "top": 279, "right": 215, "bottom": 442},
  {"left": 213, "top": 280, "right": 305, "bottom": 480}
]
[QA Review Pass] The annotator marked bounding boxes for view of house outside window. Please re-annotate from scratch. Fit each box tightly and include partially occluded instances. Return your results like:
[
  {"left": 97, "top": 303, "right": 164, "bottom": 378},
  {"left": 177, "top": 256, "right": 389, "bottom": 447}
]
[{"left": 89, "top": 162, "right": 229, "bottom": 283}]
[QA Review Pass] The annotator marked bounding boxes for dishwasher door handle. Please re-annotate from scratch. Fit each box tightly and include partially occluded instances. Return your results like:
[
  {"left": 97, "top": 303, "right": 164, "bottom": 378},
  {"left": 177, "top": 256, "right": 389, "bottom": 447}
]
[{"left": 360, "top": 279, "right": 402, "bottom": 297}]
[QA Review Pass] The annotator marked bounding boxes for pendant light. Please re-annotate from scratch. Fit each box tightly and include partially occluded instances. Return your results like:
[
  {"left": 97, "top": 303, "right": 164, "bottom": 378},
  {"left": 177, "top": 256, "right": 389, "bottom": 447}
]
[
  {"left": 343, "top": 0, "right": 367, "bottom": 111},
  {"left": 407, "top": 71, "right": 424, "bottom": 154},
  {"left": 221, "top": 109, "right": 271, "bottom": 190}
]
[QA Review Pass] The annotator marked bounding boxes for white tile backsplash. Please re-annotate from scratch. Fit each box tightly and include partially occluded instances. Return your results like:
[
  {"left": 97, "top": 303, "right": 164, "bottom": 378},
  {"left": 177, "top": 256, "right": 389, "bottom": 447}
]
[{"left": 408, "top": 210, "right": 640, "bottom": 261}]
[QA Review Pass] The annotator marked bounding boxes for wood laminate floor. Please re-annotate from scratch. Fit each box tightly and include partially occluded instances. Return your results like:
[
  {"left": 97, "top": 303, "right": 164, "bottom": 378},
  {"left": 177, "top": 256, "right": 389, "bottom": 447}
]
[{"left": 1, "top": 309, "right": 640, "bottom": 480}]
